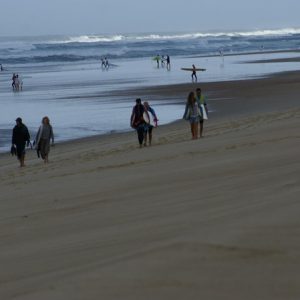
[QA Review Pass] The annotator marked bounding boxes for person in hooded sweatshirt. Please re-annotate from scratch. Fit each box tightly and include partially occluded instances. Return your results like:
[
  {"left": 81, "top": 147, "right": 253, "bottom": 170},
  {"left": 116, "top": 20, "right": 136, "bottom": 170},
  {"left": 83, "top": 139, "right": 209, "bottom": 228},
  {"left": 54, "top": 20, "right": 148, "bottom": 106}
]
[{"left": 35, "top": 116, "right": 54, "bottom": 164}]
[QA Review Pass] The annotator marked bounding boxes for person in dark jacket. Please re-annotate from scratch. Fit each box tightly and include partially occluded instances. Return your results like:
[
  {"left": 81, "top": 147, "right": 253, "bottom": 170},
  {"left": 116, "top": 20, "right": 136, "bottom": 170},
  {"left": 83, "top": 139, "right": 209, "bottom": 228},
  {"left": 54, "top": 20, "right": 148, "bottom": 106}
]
[
  {"left": 130, "top": 98, "right": 149, "bottom": 148},
  {"left": 12, "top": 117, "right": 30, "bottom": 167}
]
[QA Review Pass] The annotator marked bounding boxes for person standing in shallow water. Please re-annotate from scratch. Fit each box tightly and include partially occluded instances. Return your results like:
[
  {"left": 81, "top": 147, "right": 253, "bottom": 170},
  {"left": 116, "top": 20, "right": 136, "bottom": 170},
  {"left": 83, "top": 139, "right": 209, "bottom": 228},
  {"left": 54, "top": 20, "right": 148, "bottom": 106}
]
[
  {"left": 166, "top": 55, "right": 171, "bottom": 70},
  {"left": 35, "top": 116, "right": 54, "bottom": 164},
  {"left": 12, "top": 117, "right": 31, "bottom": 167},
  {"left": 130, "top": 98, "right": 149, "bottom": 148},
  {"left": 183, "top": 92, "right": 201, "bottom": 140}
]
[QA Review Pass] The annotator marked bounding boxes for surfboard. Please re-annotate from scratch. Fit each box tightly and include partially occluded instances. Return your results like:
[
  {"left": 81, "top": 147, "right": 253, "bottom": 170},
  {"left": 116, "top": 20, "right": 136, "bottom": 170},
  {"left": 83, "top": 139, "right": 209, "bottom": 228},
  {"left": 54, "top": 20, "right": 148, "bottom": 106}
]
[
  {"left": 152, "top": 56, "right": 161, "bottom": 61},
  {"left": 143, "top": 112, "right": 150, "bottom": 124},
  {"left": 181, "top": 67, "right": 206, "bottom": 71},
  {"left": 200, "top": 104, "right": 208, "bottom": 120}
]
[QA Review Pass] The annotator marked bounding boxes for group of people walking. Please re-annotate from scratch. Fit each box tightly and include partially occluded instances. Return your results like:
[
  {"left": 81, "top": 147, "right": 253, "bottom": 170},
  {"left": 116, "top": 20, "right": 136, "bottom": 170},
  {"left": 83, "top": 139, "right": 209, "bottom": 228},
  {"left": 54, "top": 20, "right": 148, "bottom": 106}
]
[
  {"left": 130, "top": 87, "right": 208, "bottom": 147},
  {"left": 10, "top": 89, "right": 207, "bottom": 167},
  {"left": 11, "top": 116, "right": 54, "bottom": 167},
  {"left": 130, "top": 99, "right": 158, "bottom": 148}
]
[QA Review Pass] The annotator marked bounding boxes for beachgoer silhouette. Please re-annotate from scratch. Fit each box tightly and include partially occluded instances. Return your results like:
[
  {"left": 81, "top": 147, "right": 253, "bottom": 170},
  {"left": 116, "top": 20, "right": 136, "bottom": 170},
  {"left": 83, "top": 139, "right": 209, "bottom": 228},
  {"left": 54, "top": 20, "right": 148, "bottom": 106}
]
[
  {"left": 191, "top": 65, "right": 197, "bottom": 82},
  {"left": 12, "top": 73, "right": 16, "bottom": 90},
  {"left": 105, "top": 57, "right": 109, "bottom": 69},
  {"left": 183, "top": 92, "right": 201, "bottom": 139},
  {"left": 155, "top": 54, "right": 160, "bottom": 68},
  {"left": 130, "top": 98, "right": 149, "bottom": 148},
  {"left": 161, "top": 55, "right": 165, "bottom": 67},
  {"left": 11, "top": 117, "right": 31, "bottom": 167},
  {"left": 101, "top": 58, "right": 106, "bottom": 68},
  {"left": 34, "top": 116, "right": 54, "bottom": 164},
  {"left": 166, "top": 55, "right": 171, "bottom": 70}
]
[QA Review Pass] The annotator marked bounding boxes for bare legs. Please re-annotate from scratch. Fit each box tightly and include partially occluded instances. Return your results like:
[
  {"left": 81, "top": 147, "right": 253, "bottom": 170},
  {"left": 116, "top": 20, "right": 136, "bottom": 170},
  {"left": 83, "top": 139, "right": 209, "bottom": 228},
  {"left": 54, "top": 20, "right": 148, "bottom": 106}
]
[{"left": 190, "top": 122, "right": 199, "bottom": 140}]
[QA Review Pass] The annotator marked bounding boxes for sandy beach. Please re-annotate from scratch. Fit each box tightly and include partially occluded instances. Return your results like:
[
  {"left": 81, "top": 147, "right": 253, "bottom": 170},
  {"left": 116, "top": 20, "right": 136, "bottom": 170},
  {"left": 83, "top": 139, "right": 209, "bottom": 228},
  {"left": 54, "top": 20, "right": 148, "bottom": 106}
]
[{"left": 0, "top": 71, "right": 300, "bottom": 299}]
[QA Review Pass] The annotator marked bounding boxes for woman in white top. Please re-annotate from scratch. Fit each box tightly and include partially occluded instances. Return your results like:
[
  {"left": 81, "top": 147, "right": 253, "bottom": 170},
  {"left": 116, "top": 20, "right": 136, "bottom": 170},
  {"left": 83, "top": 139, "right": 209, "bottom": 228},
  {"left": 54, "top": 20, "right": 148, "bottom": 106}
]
[{"left": 183, "top": 92, "right": 201, "bottom": 139}]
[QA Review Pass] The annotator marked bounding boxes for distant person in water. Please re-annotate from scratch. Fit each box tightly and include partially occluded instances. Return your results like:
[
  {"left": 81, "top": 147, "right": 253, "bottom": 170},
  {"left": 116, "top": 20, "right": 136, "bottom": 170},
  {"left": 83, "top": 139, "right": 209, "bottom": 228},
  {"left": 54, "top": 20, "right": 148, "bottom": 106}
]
[
  {"left": 166, "top": 55, "right": 171, "bottom": 70},
  {"left": 101, "top": 58, "right": 106, "bottom": 68},
  {"left": 191, "top": 64, "right": 197, "bottom": 82},
  {"left": 161, "top": 55, "right": 165, "bottom": 67},
  {"left": 14, "top": 74, "right": 20, "bottom": 91},
  {"left": 195, "top": 87, "right": 208, "bottom": 138},
  {"left": 15, "top": 74, "right": 23, "bottom": 91},
  {"left": 143, "top": 101, "right": 158, "bottom": 146},
  {"left": 105, "top": 57, "right": 109, "bottom": 69},
  {"left": 0, "top": 64, "right": 3, "bottom": 71},
  {"left": 11, "top": 117, "right": 31, "bottom": 167},
  {"left": 183, "top": 92, "right": 201, "bottom": 140},
  {"left": 130, "top": 98, "right": 149, "bottom": 148},
  {"left": 155, "top": 54, "right": 160, "bottom": 68},
  {"left": 12, "top": 73, "right": 17, "bottom": 90},
  {"left": 34, "top": 116, "right": 54, "bottom": 164}
]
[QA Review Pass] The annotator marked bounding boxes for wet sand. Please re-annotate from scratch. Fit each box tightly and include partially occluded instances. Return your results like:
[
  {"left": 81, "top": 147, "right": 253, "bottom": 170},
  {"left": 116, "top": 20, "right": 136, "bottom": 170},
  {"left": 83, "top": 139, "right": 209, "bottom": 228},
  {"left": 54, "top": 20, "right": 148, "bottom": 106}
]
[{"left": 0, "top": 71, "right": 300, "bottom": 299}]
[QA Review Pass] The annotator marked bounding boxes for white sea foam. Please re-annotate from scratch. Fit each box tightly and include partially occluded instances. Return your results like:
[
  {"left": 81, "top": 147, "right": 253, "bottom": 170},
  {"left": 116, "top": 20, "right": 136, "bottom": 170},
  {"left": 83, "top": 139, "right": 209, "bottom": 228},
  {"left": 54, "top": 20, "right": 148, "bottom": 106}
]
[
  {"left": 44, "top": 28, "right": 300, "bottom": 44},
  {"left": 51, "top": 35, "right": 125, "bottom": 44}
]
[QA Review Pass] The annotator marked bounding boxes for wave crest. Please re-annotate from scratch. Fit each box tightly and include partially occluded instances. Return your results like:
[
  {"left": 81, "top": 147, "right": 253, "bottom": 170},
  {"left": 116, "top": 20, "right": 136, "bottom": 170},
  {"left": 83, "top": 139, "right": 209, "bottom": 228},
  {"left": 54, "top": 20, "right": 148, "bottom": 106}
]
[{"left": 46, "top": 28, "right": 300, "bottom": 44}]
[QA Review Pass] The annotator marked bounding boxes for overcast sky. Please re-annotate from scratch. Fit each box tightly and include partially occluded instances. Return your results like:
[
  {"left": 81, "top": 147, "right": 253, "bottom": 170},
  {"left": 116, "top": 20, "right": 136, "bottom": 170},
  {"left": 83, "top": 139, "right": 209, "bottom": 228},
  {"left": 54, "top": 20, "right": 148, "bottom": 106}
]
[{"left": 0, "top": 0, "right": 299, "bottom": 36}]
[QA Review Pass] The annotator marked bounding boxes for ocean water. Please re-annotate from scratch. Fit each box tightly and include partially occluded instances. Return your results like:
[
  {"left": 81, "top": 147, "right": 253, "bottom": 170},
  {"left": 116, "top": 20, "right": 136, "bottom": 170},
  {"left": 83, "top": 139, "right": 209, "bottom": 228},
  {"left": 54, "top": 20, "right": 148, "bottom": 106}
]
[{"left": 1, "top": 28, "right": 300, "bottom": 152}]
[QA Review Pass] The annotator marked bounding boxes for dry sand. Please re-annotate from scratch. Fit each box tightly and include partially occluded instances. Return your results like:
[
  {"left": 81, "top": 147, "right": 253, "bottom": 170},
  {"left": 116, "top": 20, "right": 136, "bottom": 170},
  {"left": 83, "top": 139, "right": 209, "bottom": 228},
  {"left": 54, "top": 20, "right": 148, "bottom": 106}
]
[{"left": 0, "top": 72, "right": 300, "bottom": 299}]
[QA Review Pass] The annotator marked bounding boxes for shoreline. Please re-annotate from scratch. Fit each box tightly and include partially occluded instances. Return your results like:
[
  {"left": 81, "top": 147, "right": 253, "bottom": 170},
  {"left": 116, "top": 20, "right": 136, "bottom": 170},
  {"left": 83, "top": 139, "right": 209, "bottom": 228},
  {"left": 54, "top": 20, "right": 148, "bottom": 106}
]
[{"left": 2, "top": 69, "right": 300, "bottom": 156}]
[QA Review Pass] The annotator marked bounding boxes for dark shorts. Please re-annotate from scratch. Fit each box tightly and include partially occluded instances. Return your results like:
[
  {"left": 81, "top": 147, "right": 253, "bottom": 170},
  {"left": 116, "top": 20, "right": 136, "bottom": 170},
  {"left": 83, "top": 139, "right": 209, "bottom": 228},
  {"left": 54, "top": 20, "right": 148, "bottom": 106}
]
[
  {"left": 16, "top": 143, "right": 26, "bottom": 159},
  {"left": 189, "top": 116, "right": 200, "bottom": 124},
  {"left": 145, "top": 124, "right": 154, "bottom": 133}
]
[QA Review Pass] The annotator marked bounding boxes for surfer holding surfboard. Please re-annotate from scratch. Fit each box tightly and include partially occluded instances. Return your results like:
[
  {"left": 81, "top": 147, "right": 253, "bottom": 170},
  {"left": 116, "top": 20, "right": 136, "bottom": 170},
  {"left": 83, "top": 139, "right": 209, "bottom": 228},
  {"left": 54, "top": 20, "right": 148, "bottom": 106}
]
[
  {"left": 143, "top": 101, "right": 158, "bottom": 146},
  {"left": 181, "top": 65, "right": 206, "bottom": 82},
  {"left": 192, "top": 64, "right": 197, "bottom": 82}
]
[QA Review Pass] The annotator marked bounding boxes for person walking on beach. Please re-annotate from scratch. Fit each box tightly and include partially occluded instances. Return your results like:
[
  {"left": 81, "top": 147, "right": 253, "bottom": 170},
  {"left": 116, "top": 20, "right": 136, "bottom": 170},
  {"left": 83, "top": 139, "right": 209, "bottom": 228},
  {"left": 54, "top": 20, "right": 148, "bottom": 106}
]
[
  {"left": 34, "top": 116, "right": 54, "bottom": 164},
  {"left": 191, "top": 64, "right": 197, "bottom": 82},
  {"left": 183, "top": 92, "right": 201, "bottom": 140},
  {"left": 11, "top": 117, "right": 31, "bottom": 167},
  {"left": 143, "top": 101, "right": 158, "bottom": 146},
  {"left": 130, "top": 98, "right": 148, "bottom": 148},
  {"left": 195, "top": 87, "right": 208, "bottom": 138}
]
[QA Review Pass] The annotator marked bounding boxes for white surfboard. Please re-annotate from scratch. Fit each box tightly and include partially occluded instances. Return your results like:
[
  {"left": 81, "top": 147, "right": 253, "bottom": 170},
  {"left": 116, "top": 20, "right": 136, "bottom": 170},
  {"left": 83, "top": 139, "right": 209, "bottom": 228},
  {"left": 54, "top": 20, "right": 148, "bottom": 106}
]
[
  {"left": 200, "top": 104, "right": 208, "bottom": 120},
  {"left": 143, "top": 112, "right": 150, "bottom": 124}
]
